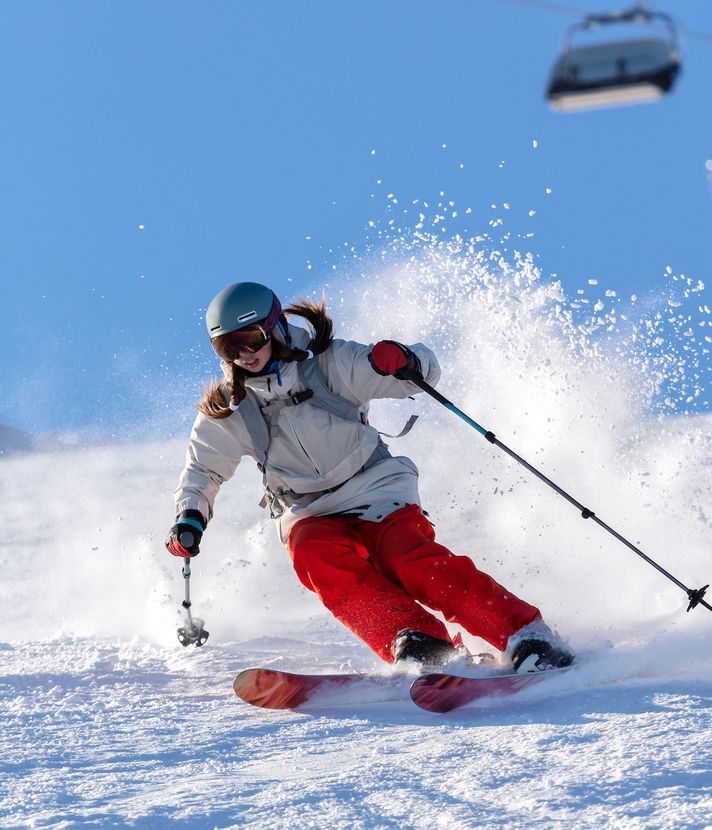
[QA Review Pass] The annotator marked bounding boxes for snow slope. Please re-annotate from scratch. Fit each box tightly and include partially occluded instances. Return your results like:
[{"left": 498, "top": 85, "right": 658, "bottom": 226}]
[
  {"left": 2, "top": 240, "right": 712, "bottom": 829},
  {"left": 3, "top": 635, "right": 712, "bottom": 830}
]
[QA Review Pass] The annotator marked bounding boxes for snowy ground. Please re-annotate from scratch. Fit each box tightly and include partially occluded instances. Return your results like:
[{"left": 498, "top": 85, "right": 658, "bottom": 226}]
[
  {"left": 3, "top": 250, "right": 712, "bottom": 828},
  {"left": 3, "top": 631, "right": 712, "bottom": 830}
]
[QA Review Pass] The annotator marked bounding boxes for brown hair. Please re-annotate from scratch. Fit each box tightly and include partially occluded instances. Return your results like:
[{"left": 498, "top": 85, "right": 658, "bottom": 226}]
[{"left": 197, "top": 298, "right": 334, "bottom": 419}]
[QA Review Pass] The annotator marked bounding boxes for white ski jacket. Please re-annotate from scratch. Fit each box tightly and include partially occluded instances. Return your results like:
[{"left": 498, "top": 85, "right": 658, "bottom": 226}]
[{"left": 174, "top": 325, "right": 441, "bottom": 542}]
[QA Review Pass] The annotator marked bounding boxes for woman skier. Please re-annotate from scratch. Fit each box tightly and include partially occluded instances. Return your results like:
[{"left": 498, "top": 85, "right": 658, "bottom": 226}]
[{"left": 166, "top": 281, "right": 574, "bottom": 672}]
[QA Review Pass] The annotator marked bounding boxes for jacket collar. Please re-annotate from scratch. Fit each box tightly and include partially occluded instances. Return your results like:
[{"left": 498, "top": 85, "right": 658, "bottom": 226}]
[{"left": 243, "top": 323, "right": 311, "bottom": 401}]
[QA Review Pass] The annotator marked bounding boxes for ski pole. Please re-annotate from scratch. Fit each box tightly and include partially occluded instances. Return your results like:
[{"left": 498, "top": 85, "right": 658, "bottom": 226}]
[
  {"left": 401, "top": 369, "right": 711, "bottom": 614},
  {"left": 177, "top": 552, "right": 209, "bottom": 647}
]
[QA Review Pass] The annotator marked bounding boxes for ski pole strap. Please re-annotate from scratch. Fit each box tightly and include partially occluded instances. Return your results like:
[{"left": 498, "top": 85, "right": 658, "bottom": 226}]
[
  {"left": 378, "top": 413, "right": 419, "bottom": 438},
  {"left": 404, "top": 370, "right": 712, "bottom": 615}
]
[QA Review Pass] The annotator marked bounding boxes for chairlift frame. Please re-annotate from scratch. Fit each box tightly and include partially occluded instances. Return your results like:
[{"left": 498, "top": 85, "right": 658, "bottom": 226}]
[{"left": 547, "top": 4, "right": 682, "bottom": 112}]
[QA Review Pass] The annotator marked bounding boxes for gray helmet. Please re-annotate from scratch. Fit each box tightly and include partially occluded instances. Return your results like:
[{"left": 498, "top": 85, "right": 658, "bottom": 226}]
[{"left": 205, "top": 282, "right": 282, "bottom": 339}]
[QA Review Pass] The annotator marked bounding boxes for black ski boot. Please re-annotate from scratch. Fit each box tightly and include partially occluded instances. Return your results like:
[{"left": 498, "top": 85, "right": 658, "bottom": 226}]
[
  {"left": 391, "top": 629, "right": 459, "bottom": 668},
  {"left": 507, "top": 620, "right": 575, "bottom": 674},
  {"left": 511, "top": 639, "right": 574, "bottom": 673}
]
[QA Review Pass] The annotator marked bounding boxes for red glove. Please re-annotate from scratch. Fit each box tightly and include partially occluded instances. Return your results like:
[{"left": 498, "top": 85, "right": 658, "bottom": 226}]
[{"left": 368, "top": 340, "right": 420, "bottom": 379}]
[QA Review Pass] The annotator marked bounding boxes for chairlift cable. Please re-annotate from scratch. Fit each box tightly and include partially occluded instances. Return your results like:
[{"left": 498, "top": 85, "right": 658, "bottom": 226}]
[
  {"left": 488, "top": 0, "right": 586, "bottom": 16},
  {"left": 678, "top": 25, "right": 712, "bottom": 45},
  {"left": 487, "top": 0, "right": 712, "bottom": 44}
]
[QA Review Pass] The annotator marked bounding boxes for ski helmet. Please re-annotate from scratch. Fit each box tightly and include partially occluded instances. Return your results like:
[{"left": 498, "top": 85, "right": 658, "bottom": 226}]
[{"left": 205, "top": 282, "right": 283, "bottom": 339}]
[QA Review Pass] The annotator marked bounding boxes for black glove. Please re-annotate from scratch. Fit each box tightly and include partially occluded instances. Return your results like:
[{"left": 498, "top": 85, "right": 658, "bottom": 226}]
[
  {"left": 166, "top": 510, "right": 206, "bottom": 558},
  {"left": 368, "top": 340, "right": 421, "bottom": 380}
]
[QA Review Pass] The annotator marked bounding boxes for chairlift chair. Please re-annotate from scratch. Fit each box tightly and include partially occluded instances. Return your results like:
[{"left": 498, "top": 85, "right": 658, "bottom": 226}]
[{"left": 547, "top": 5, "right": 682, "bottom": 112}]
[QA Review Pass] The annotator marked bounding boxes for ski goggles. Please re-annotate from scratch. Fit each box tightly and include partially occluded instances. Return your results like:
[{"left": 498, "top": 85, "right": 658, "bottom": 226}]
[{"left": 213, "top": 324, "right": 271, "bottom": 360}]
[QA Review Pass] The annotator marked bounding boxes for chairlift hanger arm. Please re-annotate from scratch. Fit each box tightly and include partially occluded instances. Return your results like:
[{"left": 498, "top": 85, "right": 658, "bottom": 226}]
[
  {"left": 490, "top": 0, "right": 712, "bottom": 47},
  {"left": 583, "top": 6, "right": 676, "bottom": 30},
  {"left": 561, "top": 5, "right": 679, "bottom": 52}
]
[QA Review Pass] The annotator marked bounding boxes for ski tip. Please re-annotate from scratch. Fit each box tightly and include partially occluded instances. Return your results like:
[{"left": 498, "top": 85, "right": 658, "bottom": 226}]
[{"left": 233, "top": 668, "right": 312, "bottom": 710}]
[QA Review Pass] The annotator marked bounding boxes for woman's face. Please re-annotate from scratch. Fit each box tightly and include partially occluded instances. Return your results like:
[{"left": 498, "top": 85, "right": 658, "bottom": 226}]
[{"left": 233, "top": 338, "right": 273, "bottom": 374}]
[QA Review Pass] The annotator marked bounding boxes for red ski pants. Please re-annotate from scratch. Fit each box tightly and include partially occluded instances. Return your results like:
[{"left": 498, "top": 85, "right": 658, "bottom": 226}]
[{"left": 287, "top": 503, "right": 541, "bottom": 662}]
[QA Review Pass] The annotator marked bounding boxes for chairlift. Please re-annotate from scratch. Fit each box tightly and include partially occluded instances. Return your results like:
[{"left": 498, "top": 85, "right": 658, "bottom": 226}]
[{"left": 546, "top": 5, "right": 682, "bottom": 112}]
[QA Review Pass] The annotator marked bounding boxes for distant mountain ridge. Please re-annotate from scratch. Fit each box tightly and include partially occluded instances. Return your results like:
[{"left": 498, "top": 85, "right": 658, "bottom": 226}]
[{"left": 0, "top": 423, "right": 34, "bottom": 456}]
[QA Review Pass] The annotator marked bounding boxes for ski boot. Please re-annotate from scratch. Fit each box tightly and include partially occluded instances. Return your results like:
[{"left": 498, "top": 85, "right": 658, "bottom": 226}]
[
  {"left": 391, "top": 629, "right": 460, "bottom": 669},
  {"left": 507, "top": 620, "right": 575, "bottom": 674}
]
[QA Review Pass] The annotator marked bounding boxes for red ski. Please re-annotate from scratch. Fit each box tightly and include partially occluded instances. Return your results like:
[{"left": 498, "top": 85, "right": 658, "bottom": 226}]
[
  {"left": 410, "top": 668, "right": 570, "bottom": 713},
  {"left": 233, "top": 667, "right": 405, "bottom": 710}
]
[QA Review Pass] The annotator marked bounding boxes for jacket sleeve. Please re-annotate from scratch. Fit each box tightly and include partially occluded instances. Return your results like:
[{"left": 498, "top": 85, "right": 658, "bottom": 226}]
[
  {"left": 174, "top": 412, "right": 244, "bottom": 522},
  {"left": 327, "top": 339, "right": 441, "bottom": 406}
]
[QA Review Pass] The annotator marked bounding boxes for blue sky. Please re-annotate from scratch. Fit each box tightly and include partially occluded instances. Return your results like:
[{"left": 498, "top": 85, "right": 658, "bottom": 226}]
[{"left": 2, "top": 0, "right": 710, "bottom": 436}]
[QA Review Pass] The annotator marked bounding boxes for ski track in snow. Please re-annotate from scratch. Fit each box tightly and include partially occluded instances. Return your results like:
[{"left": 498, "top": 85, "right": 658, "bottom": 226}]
[{"left": 3, "top": 241, "right": 712, "bottom": 828}]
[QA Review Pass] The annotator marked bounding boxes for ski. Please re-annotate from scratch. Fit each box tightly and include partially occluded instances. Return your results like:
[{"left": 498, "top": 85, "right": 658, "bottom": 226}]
[
  {"left": 410, "top": 667, "right": 571, "bottom": 713},
  {"left": 234, "top": 666, "right": 572, "bottom": 713},
  {"left": 233, "top": 667, "right": 407, "bottom": 710}
]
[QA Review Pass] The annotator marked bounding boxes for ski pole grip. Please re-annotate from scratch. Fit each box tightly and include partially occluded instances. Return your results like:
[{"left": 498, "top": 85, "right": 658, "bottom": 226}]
[
  {"left": 399, "top": 369, "right": 454, "bottom": 409},
  {"left": 397, "top": 367, "right": 423, "bottom": 382}
]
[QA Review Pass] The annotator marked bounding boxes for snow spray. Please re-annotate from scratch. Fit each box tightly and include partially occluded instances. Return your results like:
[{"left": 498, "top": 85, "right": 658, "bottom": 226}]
[{"left": 3, "top": 229, "right": 711, "bottom": 676}]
